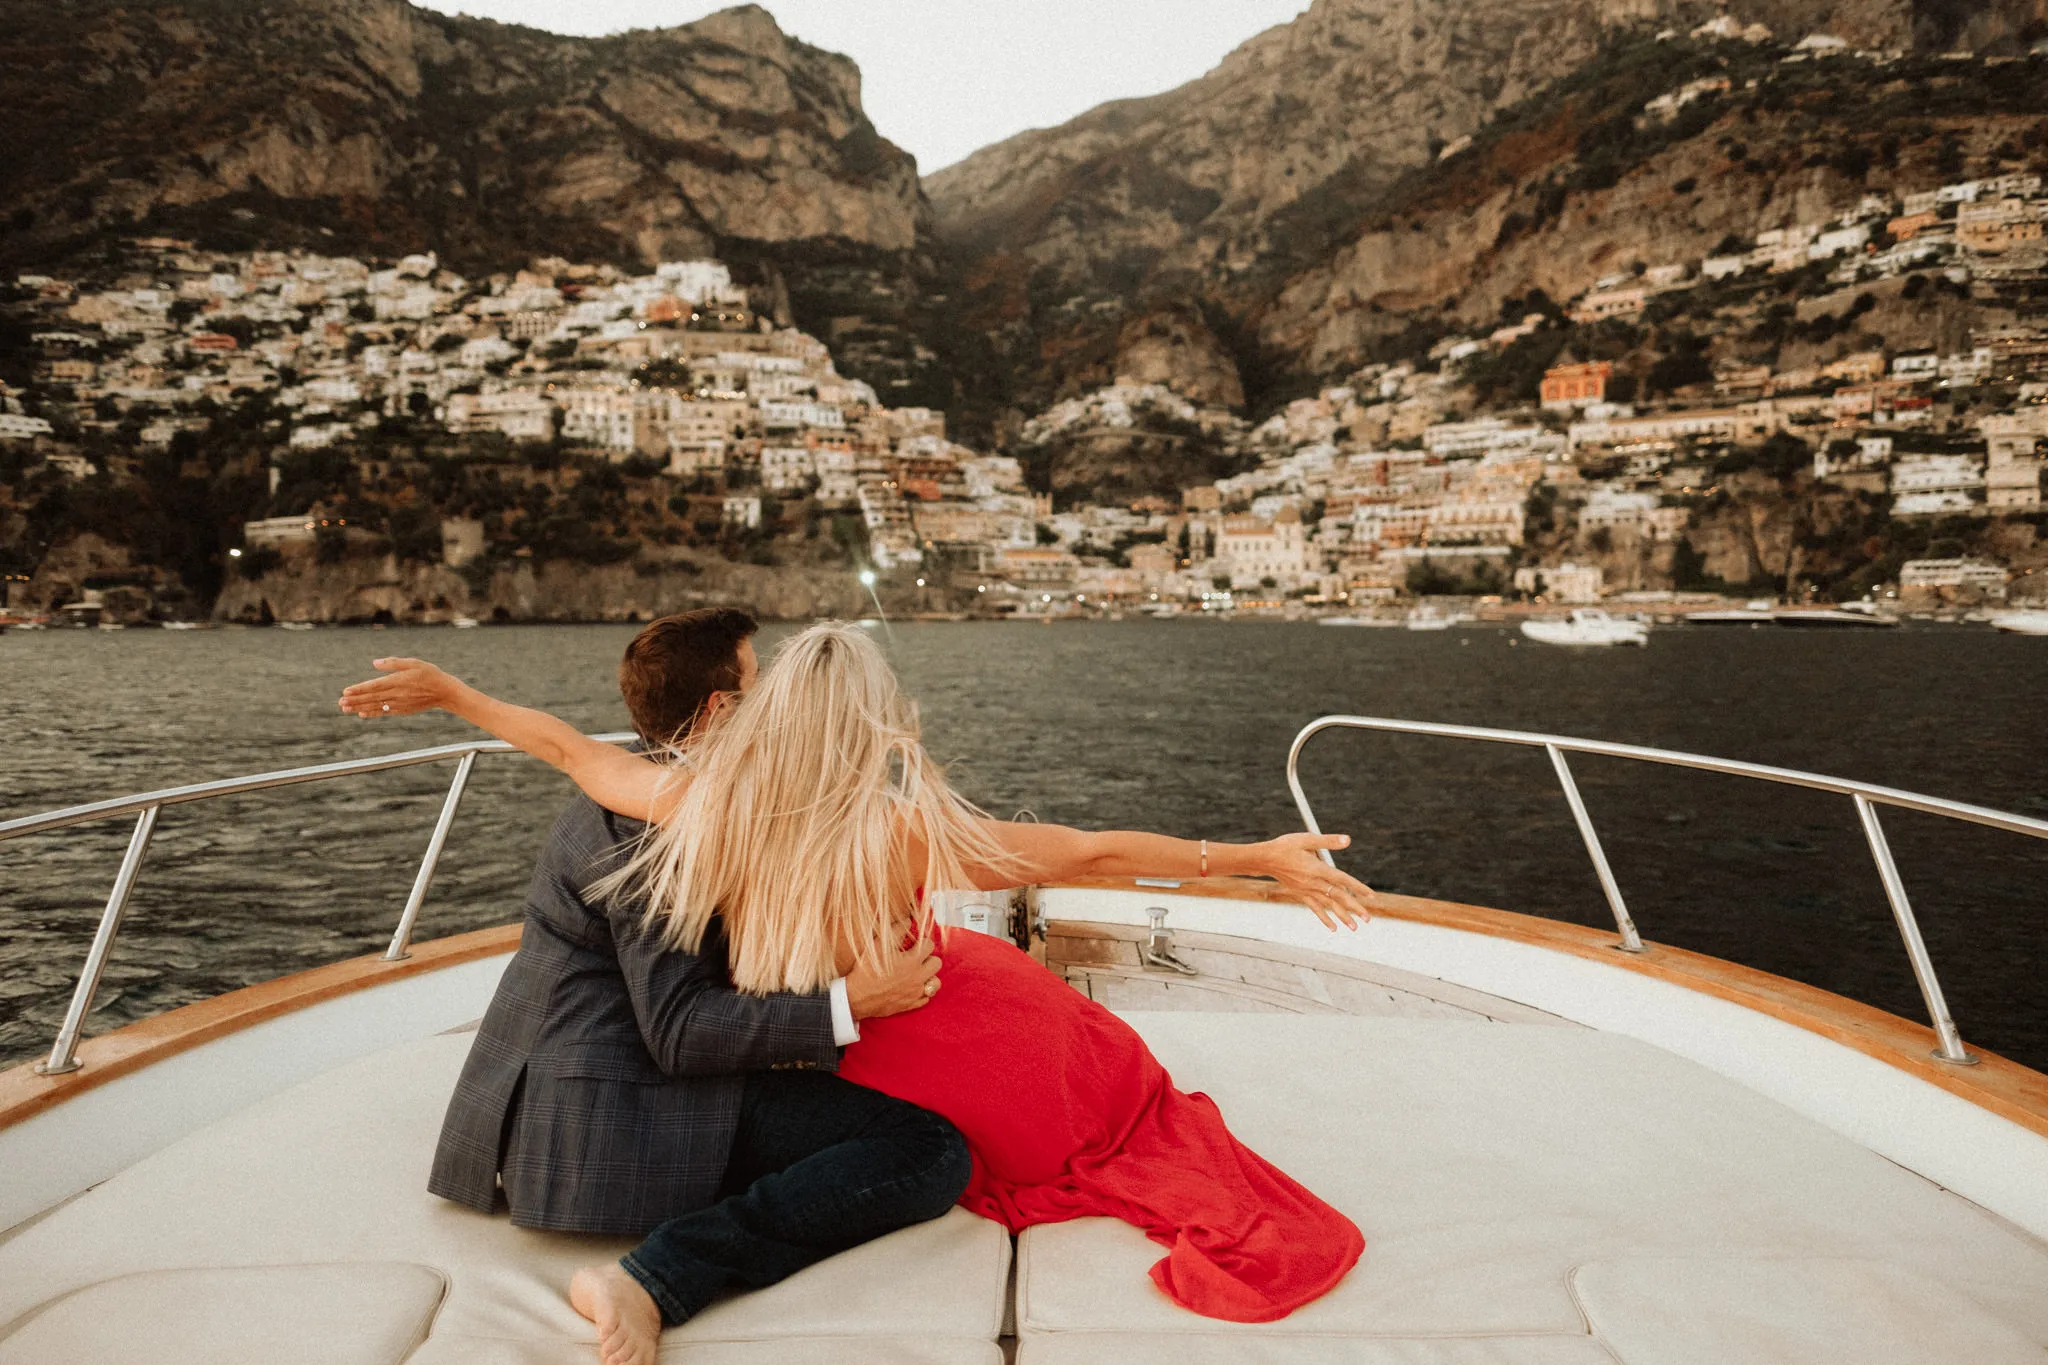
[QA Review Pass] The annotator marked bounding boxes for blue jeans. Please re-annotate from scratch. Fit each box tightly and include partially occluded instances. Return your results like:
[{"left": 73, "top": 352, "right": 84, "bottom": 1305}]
[{"left": 619, "top": 1068, "right": 972, "bottom": 1325}]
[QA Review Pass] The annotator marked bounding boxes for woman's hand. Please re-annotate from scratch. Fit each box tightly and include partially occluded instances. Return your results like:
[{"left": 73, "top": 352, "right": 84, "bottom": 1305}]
[
  {"left": 1255, "top": 833, "right": 1374, "bottom": 931},
  {"left": 338, "top": 657, "right": 463, "bottom": 719}
]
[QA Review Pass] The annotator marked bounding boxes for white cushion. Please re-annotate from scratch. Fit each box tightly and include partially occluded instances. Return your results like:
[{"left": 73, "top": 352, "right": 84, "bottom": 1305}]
[
  {"left": 1573, "top": 1257, "right": 2048, "bottom": 1365},
  {"left": 1020, "top": 1336, "right": 1616, "bottom": 1364},
  {"left": 1018, "top": 1016, "right": 2048, "bottom": 1345},
  {"left": 407, "top": 1336, "right": 1003, "bottom": 1364},
  {"left": 0, "top": 1034, "right": 1010, "bottom": 1354},
  {"left": 0, "top": 1262, "right": 445, "bottom": 1365}
]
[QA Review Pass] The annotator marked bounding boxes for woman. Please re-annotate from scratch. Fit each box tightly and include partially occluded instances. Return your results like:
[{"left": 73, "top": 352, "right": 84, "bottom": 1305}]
[{"left": 340, "top": 624, "right": 1372, "bottom": 1329}]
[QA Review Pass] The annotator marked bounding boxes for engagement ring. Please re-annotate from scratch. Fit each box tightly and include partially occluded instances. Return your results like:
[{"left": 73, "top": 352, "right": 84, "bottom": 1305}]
[{"left": 923, "top": 979, "right": 938, "bottom": 997}]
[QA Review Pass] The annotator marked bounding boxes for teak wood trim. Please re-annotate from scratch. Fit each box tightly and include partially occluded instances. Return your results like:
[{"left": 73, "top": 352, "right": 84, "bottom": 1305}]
[
  {"left": 0, "top": 924, "right": 522, "bottom": 1131},
  {"left": 1048, "top": 875, "right": 2048, "bottom": 1141}
]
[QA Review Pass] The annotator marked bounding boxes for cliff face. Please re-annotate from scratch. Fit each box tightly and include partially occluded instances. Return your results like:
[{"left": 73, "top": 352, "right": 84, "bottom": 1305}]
[
  {"left": 210, "top": 550, "right": 872, "bottom": 625},
  {"left": 930, "top": 0, "right": 1655, "bottom": 290},
  {"left": 1256, "top": 45, "right": 2047, "bottom": 375},
  {"left": 922, "top": 0, "right": 2044, "bottom": 423},
  {"left": 0, "top": 0, "right": 925, "bottom": 275}
]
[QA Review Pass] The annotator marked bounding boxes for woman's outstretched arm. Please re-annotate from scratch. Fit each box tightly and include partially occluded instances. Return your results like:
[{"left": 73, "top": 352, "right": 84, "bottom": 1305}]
[
  {"left": 338, "top": 657, "right": 672, "bottom": 823},
  {"left": 969, "top": 821, "right": 1374, "bottom": 931}
]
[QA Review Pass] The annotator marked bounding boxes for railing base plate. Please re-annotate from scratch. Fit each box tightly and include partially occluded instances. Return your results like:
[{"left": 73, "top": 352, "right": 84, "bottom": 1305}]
[
  {"left": 34, "top": 1059, "right": 82, "bottom": 1077},
  {"left": 1931, "top": 1048, "right": 1982, "bottom": 1066}
]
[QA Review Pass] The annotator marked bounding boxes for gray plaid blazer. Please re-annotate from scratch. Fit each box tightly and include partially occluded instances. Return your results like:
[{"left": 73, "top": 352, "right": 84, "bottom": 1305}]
[{"left": 427, "top": 793, "right": 840, "bottom": 1235}]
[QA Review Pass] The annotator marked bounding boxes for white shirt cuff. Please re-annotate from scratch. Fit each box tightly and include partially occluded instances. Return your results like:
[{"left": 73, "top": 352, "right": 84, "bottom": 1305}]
[{"left": 828, "top": 977, "right": 861, "bottom": 1046}]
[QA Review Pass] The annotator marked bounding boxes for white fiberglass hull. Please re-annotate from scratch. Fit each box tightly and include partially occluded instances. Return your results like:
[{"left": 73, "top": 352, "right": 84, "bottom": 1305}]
[
  {"left": 1990, "top": 611, "right": 2048, "bottom": 635},
  {"left": 1519, "top": 620, "right": 1648, "bottom": 647}
]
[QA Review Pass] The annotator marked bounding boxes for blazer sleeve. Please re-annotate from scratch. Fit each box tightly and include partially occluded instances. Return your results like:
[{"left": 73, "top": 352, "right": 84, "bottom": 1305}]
[{"left": 609, "top": 905, "right": 842, "bottom": 1077}]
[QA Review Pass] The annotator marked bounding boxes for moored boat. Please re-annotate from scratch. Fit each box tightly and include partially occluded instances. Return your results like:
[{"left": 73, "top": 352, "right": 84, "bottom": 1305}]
[
  {"left": 1771, "top": 608, "right": 1898, "bottom": 629},
  {"left": 1519, "top": 609, "right": 1649, "bottom": 647},
  {"left": 1989, "top": 609, "right": 2048, "bottom": 636}
]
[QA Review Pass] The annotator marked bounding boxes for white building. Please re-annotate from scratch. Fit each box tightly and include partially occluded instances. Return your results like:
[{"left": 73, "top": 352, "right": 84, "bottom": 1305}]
[
  {"left": 1980, "top": 409, "right": 2047, "bottom": 511},
  {"left": 655, "top": 260, "right": 737, "bottom": 304},
  {"left": 1900, "top": 558, "right": 2007, "bottom": 595},
  {"left": 1568, "top": 409, "right": 1741, "bottom": 451},
  {"left": 242, "top": 516, "right": 317, "bottom": 545},
  {"left": 559, "top": 386, "right": 635, "bottom": 450},
  {"left": 1811, "top": 224, "right": 1871, "bottom": 259},
  {"left": 1579, "top": 488, "right": 1661, "bottom": 530},
  {"left": 1512, "top": 562, "right": 1604, "bottom": 602},
  {"left": 760, "top": 400, "right": 845, "bottom": 431},
  {"left": 1216, "top": 508, "right": 1311, "bottom": 588},
  {"left": 1423, "top": 418, "right": 1543, "bottom": 457},
  {"left": 288, "top": 422, "right": 353, "bottom": 449},
  {"left": 445, "top": 391, "right": 555, "bottom": 443},
  {"left": 760, "top": 446, "right": 815, "bottom": 493},
  {"left": 722, "top": 495, "right": 762, "bottom": 530},
  {"left": 0, "top": 414, "right": 55, "bottom": 440},
  {"left": 1891, "top": 454, "right": 1986, "bottom": 516}
]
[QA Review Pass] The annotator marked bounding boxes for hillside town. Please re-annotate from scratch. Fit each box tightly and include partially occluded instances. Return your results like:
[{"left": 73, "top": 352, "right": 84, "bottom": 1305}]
[{"left": 3, "top": 176, "right": 2047, "bottom": 622}]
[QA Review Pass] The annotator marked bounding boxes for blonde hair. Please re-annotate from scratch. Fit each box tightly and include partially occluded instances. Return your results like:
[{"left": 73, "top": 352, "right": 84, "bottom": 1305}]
[{"left": 598, "top": 622, "right": 1019, "bottom": 994}]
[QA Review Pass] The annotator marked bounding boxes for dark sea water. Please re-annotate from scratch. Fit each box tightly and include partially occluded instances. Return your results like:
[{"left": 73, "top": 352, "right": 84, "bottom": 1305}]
[{"left": 2, "top": 620, "right": 2044, "bottom": 1073}]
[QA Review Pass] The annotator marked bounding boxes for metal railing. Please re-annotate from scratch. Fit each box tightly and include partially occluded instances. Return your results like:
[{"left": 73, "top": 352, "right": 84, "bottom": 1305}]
[
  {"left": 1, "top": 733, "right": 634, "bottom": 1076},
  {"left": 1286, "top": 716, "right": 2048, "bottom": 1066}
]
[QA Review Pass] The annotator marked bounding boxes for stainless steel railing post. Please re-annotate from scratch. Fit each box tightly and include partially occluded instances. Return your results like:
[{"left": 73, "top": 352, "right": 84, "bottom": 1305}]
[
  {"left": 1546, "top": 744, "right": 1645, "bottom": 953},
  {"left": 1285, "top": 723, "right": 1339, "bottom": 868},
  {"left": 383, "top": 750, "right": 477, "bottom": 962},
  {"left": 1854, "top": 794, "right": 1976, "bottom": 1065},
  {"left": 37, "top": 804, "right": 161, "bottom": 1075}
]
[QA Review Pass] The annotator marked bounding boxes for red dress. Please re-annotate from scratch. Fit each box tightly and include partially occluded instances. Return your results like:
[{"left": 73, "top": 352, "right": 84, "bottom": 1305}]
[{"left": 836, "top": 928, "right": 1364, "bottom": 1322}]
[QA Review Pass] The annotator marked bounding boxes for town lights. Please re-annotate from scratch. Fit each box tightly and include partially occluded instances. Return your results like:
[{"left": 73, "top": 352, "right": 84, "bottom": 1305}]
[
  {"left": 228, "top": 548, "right": 243, "bottom": 558},
  {"left": 915, "top": 578, "right": 926, "bottom": 587},
  {"left": 858, "top": 570, "right": 876, "bottom": 586}
]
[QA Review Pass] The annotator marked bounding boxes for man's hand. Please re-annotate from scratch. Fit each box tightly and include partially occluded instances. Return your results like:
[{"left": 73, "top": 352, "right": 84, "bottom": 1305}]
[{"left": 844, "top": 939, "right": 942, "bottom": 1021}]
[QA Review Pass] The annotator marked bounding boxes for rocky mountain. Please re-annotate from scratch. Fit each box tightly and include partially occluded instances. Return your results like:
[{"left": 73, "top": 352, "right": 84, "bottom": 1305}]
[
  {"left": 0, "top": 0, "right": 975, "bottom": 401},
  {"left": 925, "top": 0, "right": 2048, "bottom": 427}
]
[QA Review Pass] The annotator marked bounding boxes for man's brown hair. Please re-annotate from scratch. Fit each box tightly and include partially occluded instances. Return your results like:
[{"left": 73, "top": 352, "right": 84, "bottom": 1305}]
[{"left": 618, "top": 607, "right": 759, "bottom": 745}]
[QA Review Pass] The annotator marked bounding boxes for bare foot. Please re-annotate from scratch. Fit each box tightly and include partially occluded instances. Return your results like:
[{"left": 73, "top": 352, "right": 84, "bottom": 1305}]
[{"left": 570, "top": 1263, "right": 662, "bottom": 1365}]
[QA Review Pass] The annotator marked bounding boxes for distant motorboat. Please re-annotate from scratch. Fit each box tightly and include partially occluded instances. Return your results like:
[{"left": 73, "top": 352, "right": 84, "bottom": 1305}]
[
  {"left": 1989, "top": 609, "right": 2048, "bottom": 636},
  {"left": 95, "top": 622, "right": 124, "bottom": 633},
  {"left": 1685, "top": 608, "right": 1775, "bottom": 626},
  {"left": 277, "top": 621, "right": 316, "bottom": 632},
  {"left": 1519, "top": 609, "right": 1649, "bottom": 648},
  {"left": 1320, "top": 614, "right": 1402, "bottom": 628},
  {"left": 450, "top": 617, "right": 480, "bottom": 629},
  {"left": 160, "top": 621, "right": 203, "bottom": 631},
  {"left": 1771, "top": 607, "right": 1896, "bottom": 629},
  {"left": 1406, "top": 607, "right": 1454, "bottom": 631}
]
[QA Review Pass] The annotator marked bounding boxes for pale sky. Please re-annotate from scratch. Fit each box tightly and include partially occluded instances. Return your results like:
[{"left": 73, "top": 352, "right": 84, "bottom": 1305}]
[{"left": 411, "top": 0, "right": 1313, "bottom": 173}]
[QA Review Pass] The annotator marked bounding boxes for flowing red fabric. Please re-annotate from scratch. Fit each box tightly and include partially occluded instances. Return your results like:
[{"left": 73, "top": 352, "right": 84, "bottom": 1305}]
[{"left": 836, "top": 928, "right": 1363, "bottom": 1322}]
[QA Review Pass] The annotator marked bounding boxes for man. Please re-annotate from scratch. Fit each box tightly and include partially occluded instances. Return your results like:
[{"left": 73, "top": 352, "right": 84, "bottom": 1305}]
[{"left": 429, "top": 607, "right": 968, "bottom": 1364}]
